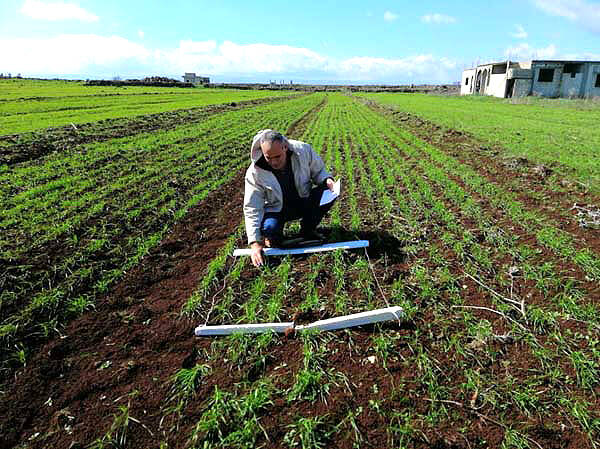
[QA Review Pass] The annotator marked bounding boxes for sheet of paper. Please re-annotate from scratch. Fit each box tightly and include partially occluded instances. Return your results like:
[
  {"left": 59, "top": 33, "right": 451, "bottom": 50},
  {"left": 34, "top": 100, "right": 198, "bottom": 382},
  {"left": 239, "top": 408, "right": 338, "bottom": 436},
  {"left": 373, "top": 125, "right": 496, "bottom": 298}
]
[{"left": 320, "top": 179, "right": 340, "bottom": 206}]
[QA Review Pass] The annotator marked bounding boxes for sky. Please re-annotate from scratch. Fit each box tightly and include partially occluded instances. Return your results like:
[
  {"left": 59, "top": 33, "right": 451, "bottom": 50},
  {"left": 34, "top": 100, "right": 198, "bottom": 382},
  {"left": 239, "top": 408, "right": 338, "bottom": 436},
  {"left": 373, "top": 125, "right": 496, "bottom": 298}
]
[{"left": 1, "top": 0, "right": 600, "bottom": 84}]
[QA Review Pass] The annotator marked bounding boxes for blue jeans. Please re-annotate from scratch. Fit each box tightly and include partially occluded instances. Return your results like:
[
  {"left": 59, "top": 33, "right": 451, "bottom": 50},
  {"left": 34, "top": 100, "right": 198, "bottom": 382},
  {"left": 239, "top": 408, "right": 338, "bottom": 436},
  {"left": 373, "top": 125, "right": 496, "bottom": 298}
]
[{"left": 261, "top": 184, "right": 336, "bottom": 240}]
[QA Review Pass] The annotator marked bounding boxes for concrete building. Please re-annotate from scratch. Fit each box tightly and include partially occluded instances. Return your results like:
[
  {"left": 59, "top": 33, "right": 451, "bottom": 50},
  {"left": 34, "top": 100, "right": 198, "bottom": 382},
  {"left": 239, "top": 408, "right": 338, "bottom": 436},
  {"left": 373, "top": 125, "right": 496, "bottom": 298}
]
[
  {"left": 182, "top": 73, "right": 210, "bottom": 85},
  {"left": 461, "top": 60, "right": 600, "bottom": 98}
]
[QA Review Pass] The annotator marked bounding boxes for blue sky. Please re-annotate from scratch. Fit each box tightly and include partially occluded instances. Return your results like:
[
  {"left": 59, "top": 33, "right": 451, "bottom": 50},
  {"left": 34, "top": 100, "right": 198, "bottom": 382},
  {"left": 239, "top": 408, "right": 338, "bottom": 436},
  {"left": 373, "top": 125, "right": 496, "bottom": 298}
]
[{"left": 1, "top": 0, "right": 600, "bottom": 83}]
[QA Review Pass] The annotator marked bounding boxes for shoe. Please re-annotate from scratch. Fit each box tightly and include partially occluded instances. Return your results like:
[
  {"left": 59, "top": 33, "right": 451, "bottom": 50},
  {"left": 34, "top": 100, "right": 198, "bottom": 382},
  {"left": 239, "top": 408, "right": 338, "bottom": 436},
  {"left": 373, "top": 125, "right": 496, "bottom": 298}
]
[
  {"left": 299, "top": 230, "right": 324, "bottom": 247},
  {"left": 281, "top": 237, "right": 305, "bottom": 248},
  {"left": 301, "top": 230, "right": 325, "bottom": 241}
]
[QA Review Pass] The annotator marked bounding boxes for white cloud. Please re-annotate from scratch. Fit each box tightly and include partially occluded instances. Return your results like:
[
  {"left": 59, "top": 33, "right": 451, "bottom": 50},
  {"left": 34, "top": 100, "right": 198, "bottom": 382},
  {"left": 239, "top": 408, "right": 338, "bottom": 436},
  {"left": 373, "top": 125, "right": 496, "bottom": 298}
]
[
  {"left": 504, "top": 43, "right": 600, "bottom": 61},
  {"left": 421, "top": 13, "right": 456, "bottom": 24},
  {"left": 160, "top": 40, "right": 329, "bottom": 75},
  {"left": 178, "top": 40, "right": 216, "bottom": 54},
  {"left": 0, "top": 35, "right": 150, "bottom": 75},
  {"left": 138, "top": 30, "right": 145, "bottom": 39},
  {"left": 0, "top": 34, "right": 460, "bottom": 83},
  {"left": 383, "top": 11, "right": 398, "bottom": 21},
  {"left": 511, "top": 24, "right": 528, "bottom": 39},
  {"left": 504, "top": 43, "right": 557, "bottom": 60},
  {"left": 533, "top": 0, "right": 600, "bottom": 33},
  {"left": 20, "top": 0, "right": 98, "bottom": 22},
  {"left": 338, "top": 55, "right": 457, "bottom": 82},
  {"left": 562, "top": 51, "right": 600, "bottom": 60}
]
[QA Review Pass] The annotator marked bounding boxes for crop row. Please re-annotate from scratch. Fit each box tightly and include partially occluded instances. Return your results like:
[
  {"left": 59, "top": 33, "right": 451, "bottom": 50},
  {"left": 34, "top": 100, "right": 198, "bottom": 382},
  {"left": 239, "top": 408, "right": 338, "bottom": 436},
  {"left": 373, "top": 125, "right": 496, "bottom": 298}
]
[
  {"left": 0, "top": 80, "right": 296, "bottom": 134},
  {"left": 0, "top": 94, "right": 302, "bottom": 165},
  {"left": 350, "top": 95, "right": 600, "bottom": 445},
  {"left": 358, "top": 92, "right": 600, "bottom": 191},
  {"left": 0, "top": 93, "right": 325, "bottom": 372},
  {"left": 163, "top": 94, "right": 598, "bottom": 448}
]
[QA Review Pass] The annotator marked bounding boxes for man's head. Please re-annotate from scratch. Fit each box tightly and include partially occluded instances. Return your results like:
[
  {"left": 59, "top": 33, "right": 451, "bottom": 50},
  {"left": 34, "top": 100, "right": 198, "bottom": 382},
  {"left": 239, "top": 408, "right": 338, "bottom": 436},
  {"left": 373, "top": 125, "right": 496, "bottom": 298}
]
[{"left": 260, "top": 131, "right": 288, "bottom": 170}]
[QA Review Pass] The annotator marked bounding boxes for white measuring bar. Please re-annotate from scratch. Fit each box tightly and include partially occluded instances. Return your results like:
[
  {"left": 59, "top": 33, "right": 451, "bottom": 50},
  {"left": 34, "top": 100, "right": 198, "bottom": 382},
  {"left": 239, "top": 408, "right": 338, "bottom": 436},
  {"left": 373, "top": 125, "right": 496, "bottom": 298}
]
[
  {"left": 295, "top": 307, "right": 403, "bottom": 332},
  {"left": 194, "top": 306, "right": 403, "bottom": 336},
  {"left": 195, "top": 322, "right": 294, "bottom": 336},
  {"left": 233, "top": 240, "right": 369, "bottom": 257}
]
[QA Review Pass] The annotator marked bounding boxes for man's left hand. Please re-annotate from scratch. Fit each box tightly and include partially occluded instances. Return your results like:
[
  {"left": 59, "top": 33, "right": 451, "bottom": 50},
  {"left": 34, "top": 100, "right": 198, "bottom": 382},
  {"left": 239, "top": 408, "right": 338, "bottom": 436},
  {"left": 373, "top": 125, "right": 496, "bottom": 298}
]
[{"left": 326, "top": 178, "right": 335, "bottom": 192}]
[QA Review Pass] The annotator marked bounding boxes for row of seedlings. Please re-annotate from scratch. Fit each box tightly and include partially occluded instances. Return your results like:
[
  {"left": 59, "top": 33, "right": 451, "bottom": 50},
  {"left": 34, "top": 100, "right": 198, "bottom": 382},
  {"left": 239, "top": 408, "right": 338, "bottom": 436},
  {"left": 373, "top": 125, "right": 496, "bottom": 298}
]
[
  {"left": 0, "top": 94, "right": 326, "bottom": 371},
  {"left": 346, "top": 97, "right": 594, "bottom": 444}
]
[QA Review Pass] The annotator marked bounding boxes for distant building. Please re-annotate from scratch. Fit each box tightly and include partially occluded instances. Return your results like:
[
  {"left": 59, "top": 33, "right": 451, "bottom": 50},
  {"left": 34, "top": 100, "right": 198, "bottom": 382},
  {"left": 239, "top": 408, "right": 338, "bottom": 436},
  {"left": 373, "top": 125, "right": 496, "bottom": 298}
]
[
  {"left": 461, "top": 60, "right": 600, "bottom": 98},
  {"left": 183, "top": 73, "right": 210, "bottom": 85}
]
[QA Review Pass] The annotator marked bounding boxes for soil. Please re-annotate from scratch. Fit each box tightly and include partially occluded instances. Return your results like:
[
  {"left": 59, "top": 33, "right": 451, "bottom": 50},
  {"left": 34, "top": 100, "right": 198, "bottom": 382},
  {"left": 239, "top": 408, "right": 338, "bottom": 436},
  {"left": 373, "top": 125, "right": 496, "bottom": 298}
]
[
  {"left": 1, "top": 97, "right": 597, "bottom": 449},
  {"left": 0, "top": 170, "right": 246, "bottom": 449}
]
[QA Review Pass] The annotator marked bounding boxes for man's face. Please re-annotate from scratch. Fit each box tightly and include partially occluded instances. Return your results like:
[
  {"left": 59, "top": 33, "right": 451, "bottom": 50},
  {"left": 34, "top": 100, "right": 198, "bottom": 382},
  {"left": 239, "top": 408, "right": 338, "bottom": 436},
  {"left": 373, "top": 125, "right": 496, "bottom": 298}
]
[{"left": 261, "top": 140, "right": 287, "bottom": 170}]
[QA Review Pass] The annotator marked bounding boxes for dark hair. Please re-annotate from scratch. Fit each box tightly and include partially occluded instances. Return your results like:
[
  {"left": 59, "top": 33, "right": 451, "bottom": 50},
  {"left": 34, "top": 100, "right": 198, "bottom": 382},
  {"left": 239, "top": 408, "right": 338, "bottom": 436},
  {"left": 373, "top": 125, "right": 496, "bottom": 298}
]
[{"left": 259, "top": 130, "right": 286, "bottom": 146}]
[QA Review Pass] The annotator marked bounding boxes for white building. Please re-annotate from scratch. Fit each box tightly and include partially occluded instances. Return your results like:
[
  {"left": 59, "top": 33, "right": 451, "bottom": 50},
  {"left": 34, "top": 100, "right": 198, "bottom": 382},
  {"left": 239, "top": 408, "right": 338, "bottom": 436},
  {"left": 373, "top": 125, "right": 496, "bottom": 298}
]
[
  {"left": 461, "top": 60, "right": 600, "bottom": 98},
  {"left": 183, "top": 73, "right": 210, "bottom": 85}
]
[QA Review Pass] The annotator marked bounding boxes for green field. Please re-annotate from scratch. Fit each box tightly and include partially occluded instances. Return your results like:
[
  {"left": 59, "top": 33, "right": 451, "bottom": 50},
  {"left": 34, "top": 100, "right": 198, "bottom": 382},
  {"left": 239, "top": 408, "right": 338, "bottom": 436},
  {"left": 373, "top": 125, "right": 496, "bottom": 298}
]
[
  {"left": 0, "top": 79, "right": 295, "bottom": 134},
  {"left": 358, "top": 93, "right": 600, "bottom": 191},
  {"left": 1, "top": 87, "right": 599, "bottom": 448}
]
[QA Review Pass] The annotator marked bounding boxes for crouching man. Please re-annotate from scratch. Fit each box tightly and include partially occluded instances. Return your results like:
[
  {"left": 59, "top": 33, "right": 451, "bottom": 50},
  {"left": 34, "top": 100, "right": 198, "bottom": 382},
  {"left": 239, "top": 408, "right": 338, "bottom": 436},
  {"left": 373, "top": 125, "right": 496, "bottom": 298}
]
[{"left": 244, "top": 129, "right": 336, "bottom": 267}]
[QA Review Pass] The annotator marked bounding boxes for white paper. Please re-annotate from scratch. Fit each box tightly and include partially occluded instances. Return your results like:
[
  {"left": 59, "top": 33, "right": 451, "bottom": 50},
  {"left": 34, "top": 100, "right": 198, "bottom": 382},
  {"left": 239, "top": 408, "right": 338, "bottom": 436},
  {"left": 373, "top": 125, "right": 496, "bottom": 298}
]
[{"left": 320, "top": 179, "right": 340, "bottom": 206}]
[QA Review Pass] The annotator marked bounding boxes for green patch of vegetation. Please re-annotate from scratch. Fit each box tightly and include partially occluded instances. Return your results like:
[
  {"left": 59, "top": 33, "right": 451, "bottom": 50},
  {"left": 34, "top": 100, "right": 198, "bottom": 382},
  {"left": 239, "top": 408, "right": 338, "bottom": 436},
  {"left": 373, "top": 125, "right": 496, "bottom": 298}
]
[{"left": 358, "top": 92, "right": 600, "bottom": 190}]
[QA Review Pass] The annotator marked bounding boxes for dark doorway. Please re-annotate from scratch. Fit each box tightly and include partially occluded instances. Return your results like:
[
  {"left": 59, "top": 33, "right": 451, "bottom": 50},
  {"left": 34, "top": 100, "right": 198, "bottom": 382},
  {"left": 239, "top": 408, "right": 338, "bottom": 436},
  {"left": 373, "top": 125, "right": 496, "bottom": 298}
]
[{"left": 505, "top": 79, "right": 516, "bottom": 98}]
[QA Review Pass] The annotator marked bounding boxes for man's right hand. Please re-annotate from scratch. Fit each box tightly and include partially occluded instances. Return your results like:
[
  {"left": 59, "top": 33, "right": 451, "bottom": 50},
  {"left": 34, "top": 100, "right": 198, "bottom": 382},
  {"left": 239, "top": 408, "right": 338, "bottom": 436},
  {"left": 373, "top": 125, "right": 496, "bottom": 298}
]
[{"left": 250, "top": 241, "right": 265, "bottom": 267}]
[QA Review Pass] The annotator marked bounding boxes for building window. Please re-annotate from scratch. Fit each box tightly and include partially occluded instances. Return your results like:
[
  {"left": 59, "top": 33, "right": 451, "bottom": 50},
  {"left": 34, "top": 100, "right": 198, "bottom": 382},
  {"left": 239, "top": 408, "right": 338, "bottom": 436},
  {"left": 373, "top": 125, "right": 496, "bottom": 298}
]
[
  {"left": 564, "top": 63, "right": 582, "bottom": 79},
  {"left": 596, "top": 74, "right": 600, "bottom": 88},
  {"left": 465, "top": 78, "right": 469, "bottom": 85},
  {"left": 492, "top": 64, "right": 507, "bottom": 74},
  {"left": 538, "top": 68, "right": 554, "bottom": 82}
]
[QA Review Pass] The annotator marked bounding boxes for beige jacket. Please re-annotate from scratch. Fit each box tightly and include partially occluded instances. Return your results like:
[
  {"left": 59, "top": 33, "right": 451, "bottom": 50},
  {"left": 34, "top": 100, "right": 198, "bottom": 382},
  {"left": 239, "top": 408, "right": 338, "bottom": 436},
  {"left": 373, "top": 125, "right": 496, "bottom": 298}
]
[{"left": 244, "top": 129, "right": 332, "bottom": 244}]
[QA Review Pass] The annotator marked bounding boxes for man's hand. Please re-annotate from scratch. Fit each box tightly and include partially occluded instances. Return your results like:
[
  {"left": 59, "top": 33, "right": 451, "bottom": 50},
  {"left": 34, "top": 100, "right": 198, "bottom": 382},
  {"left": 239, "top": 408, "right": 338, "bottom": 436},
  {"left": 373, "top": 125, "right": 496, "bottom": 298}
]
[
  {"left": 250, "top": 241, "right": 265, "bottom": 267},
  {"left": 326, "top": 178, "right": 335, "bottom": 192}
]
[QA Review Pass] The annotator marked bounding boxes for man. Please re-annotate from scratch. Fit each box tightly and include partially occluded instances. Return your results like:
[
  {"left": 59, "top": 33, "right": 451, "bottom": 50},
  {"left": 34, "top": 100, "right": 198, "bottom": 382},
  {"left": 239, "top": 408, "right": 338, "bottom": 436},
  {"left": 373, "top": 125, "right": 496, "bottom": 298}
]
[{"left": 244, "top": 129, "right": 336, "bottom": 267}]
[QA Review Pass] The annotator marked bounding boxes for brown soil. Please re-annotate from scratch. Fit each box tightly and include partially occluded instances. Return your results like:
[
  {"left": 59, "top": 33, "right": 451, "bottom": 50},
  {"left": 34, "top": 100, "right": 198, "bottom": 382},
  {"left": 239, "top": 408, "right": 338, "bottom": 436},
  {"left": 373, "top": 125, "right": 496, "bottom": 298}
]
[
  {"left": 0, "top": 170, "right": 246, "bottom": 449},
  {"left": 0, "top": 101, "right": 334, "bottom": 449},
  {"left": 1, "top": 98, "right": 597, "bottom": 449},
  {"left": 287, "top": 95, "right": 327, "bottom": 138}
]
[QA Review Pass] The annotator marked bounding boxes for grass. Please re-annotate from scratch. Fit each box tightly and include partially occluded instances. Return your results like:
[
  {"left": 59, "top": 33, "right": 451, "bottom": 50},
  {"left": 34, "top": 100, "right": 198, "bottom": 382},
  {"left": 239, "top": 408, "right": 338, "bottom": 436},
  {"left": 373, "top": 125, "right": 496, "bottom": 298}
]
[
  {"left": 0, "top": 78, "right": 296, "bottom": 134},
  {"left": 358, "top": 92, "right": 600, "bottom": 190},
  {"left": 0, "top": 93, "right": 325, "bottom": 372},
  {"left": 180, "top": 94, "right": 600, "bottom": 447}
]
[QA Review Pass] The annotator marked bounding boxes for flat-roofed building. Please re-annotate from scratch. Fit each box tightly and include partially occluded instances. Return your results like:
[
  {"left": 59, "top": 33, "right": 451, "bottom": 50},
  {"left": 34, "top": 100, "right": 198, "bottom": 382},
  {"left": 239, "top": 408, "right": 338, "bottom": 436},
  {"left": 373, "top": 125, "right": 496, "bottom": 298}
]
[
  {"left": 183, "top": 73, "right": 210, "bottom": 85},
  {"left": 461, "top": 60, "right": 600, "bottom": 98}
]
